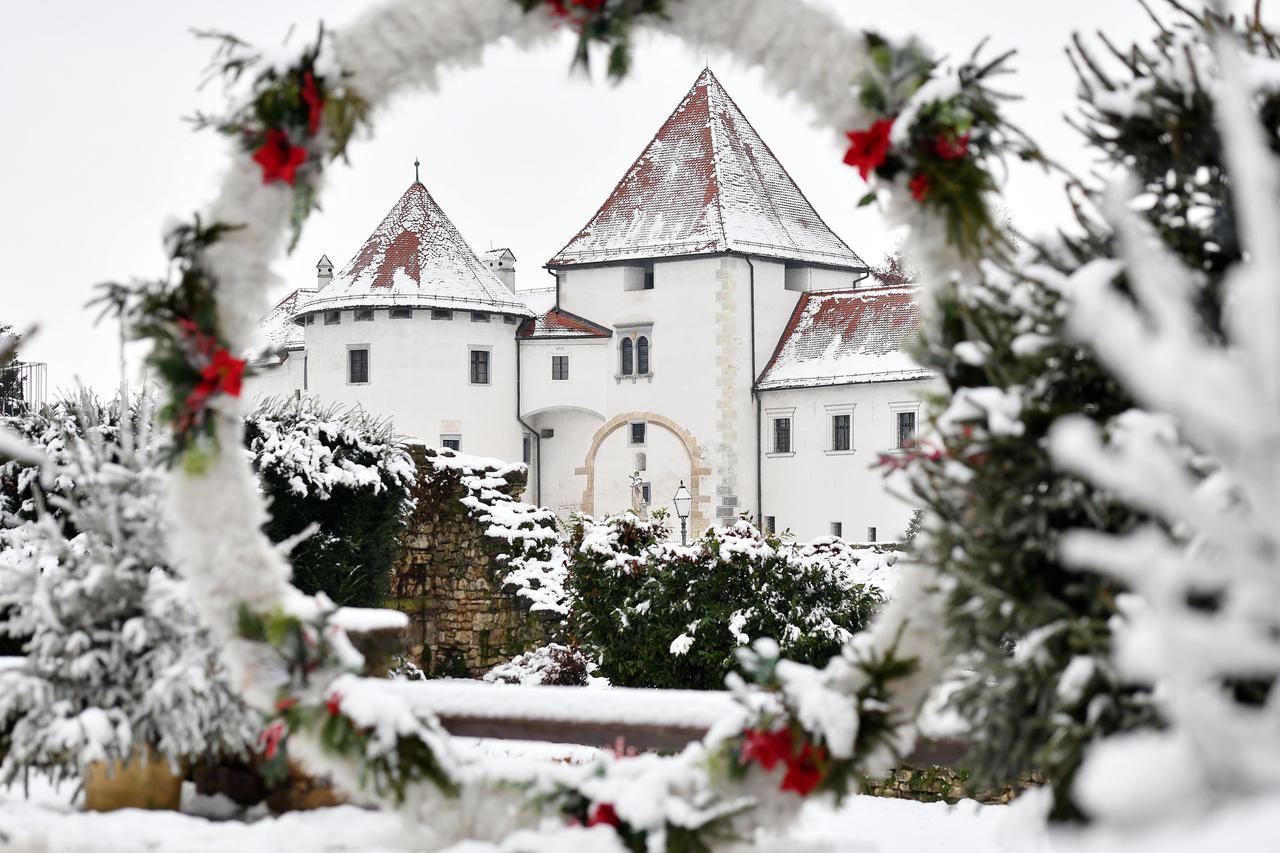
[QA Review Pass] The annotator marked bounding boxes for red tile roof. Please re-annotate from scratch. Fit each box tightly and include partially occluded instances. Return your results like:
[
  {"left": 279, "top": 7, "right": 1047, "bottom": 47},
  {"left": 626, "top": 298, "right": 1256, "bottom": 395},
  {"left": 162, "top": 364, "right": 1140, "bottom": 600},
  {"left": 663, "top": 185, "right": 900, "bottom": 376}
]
[
  {"left": 295, "top": 182, "right": 531, "bottom": 317},
  {"left": 518, "top": 307, "right": 612, "bottom": 339},
  {"left": 549, "top": 69, "right": 865, "bottom": 270},
  {"left": 757, "top": 286, "right": 932, "bottom": 389}
]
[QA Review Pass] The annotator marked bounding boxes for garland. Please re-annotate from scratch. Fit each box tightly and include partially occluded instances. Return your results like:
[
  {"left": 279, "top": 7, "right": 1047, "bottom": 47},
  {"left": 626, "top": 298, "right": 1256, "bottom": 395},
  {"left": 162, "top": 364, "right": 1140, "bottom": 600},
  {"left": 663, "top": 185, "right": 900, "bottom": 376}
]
[{"left": 517, "top": 0, "right": 677, "bottom": 79}]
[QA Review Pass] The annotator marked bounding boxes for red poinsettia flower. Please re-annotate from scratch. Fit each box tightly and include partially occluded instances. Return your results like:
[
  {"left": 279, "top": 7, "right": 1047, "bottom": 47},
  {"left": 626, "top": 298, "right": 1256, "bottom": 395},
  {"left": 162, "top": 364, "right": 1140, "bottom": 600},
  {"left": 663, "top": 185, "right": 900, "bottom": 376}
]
[
  {"left": 843, "top": 117, "right": 896, "bottom": 181},
  {"left": 934, "top": 132, "right": 970, "bottom": 161},
  {"left": 910, "top": 173, "right": 931, "bottom": 202},
  {"left": 740, "top": 727, "right": 793, "bottom": 771},
  {"left": 184, "top": 384, "right": 212, "bottom": 414},
  {"left": 275, "top": 696, "right": 299, "bottom": 713},
  {"left": 200, "top": 348, "right": 246, "bottom": 398},
  {"left": 252, "top": 128, "right": 307, "bottom": 186},
  {"left": 779, "top": 742, "right": 826, "bottom": 797},
  {"left": 301, "top": 71, "right": 325, "bottom": 137},
  {"left": 260, "top": 720, "right": 288, "bottom": 759},
  {"left": 587, "top": 802, "right": 622, "bottom": 828},
  {"left": 325, "top": 692, "right": 343, "bottom": 716}
]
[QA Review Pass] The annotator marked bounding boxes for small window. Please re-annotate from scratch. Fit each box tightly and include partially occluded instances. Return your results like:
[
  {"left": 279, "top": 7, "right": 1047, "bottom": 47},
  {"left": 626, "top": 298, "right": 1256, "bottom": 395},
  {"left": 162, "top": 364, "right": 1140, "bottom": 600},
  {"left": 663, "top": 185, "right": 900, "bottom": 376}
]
[
  {"left": 773, "top": 417, "right": 792, "bottom": 454},
  {"left": 471, "top": 312, "right": 491, "bottom": 323},
  {"left": 764, "top": 516, "right": 776, "bottom": 534},
  {"left": 620, "top": 338, "right": 634, "bottom": 375},
  {"left": 629, "top": 421, "right": 646, "bottom": 446},
  {"left": 470, "top": 349, "right": 490, "bottom": 385},
  {"left": 354, "top": 308, "right": 374, "bottom": 322},
  {"left": 432, "top": 309, "right": 453, "bottom": 321},
  {"left": 348, "top": 348, "right": 369, "bottom": 384},
  {"left": 390, "top": 307, "right": 412, "bottom": 319},
  {"left": 503, "top": 315, "right": 519, "bottom": 325},
  {"left": 522, "top": 435, "right": 532, "bottom": 465},
  {"left": 636, "top": 335, "right": 650, "bottom": 375},
  {"left": 831, "top": 522, "right": 843, "bottom": 538},
  {"left": 643, "top": 269, "right": 655, "bottom": 290},
  {"left": 634, "top": 451, "right": 647, "bottom": 472},
  {"left": 551, "top": 355, "right": 569, "bottom": 381},
  {"left": 304, "top": 314, "right": 315, "bottom": 325},
  {"left": 324, "top": 310, "right": 341, "bottom": 325},
  {"left": 896, "top": 411, "right": 917, "bottom": 449},
  {"left": 831, "top": 414, "right": 851, "bottom": 451},
  {"left": 441, "top": 434, "right": 462, "bottom": 451},
  {"left": 867, "top": 526, "right": 878, "bottom": 543},
  {"left": 640, "top": 482, "right": 652, "bottom": 504}
]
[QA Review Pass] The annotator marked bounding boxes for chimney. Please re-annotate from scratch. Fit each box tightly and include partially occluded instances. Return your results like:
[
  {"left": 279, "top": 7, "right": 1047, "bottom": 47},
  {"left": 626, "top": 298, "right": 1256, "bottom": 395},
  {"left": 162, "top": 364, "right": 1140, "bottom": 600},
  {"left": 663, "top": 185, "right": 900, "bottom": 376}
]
[{"left": 316, "top": 254, "right": 334, "bottom": 288}]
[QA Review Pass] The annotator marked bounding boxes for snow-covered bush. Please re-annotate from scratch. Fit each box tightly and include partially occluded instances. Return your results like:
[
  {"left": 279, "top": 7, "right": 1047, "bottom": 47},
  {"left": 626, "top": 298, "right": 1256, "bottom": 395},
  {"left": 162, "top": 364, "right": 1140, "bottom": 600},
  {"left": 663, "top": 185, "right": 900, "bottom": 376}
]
[
  {"left": 1050, "top": 35, "right": 1280, "bottom": 825},
  {"left": 246, "top": 396, "right": 415, "bottom": 608},
  {"left": 0, "top": 394, "right": 256, "bottom": 783},
  {"left": 566, "top": 513, "right": 886, "bottom": 690},
  {"left": 483, "top": 643, "right": 591, "bottom": 686}
]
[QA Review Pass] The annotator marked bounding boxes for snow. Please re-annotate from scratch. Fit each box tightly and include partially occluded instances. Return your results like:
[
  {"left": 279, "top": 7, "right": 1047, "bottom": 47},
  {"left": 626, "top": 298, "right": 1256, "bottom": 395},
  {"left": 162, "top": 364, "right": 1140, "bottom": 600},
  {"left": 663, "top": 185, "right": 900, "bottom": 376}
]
[
  {"left": 549, "top": 69, "right": 865, "bottom": 271},
  {"left": 756, "top": 287, "right": 932, "bottom": 390}
]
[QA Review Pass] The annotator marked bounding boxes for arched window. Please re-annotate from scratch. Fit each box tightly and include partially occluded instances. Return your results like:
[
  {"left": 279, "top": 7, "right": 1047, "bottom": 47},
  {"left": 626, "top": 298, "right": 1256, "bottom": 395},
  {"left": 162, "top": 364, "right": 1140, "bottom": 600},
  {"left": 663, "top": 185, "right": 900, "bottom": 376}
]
[
  {"left": 636, "top": 335, "right": 650, "bottom": 375},
  {"left": 620, "top": 338, "right": 634, "bottom": 375}
]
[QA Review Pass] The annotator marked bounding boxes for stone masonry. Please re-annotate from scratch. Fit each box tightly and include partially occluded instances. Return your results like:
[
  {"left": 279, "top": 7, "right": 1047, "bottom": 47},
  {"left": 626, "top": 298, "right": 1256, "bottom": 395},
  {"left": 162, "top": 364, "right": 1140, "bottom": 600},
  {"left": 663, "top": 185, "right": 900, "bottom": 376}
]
[{"left": 389, "top": 447, "right": 552, "bottom": 677}]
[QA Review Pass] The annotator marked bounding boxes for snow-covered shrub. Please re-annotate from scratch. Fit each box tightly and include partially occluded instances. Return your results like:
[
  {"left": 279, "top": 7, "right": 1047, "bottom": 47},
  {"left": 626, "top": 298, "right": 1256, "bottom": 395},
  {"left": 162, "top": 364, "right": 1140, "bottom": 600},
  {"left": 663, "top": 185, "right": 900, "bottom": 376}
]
[
  {"left": 1049, "top": 36, "right": 1280, "bottom": 825},
  {"left": 418, "top": 447, "right": 568, "bottom": 619},
  {"left": 483, "top": 643, "right": 591, "bottom": 686},
  {"left": 0, "top": 394, "right": 256, "bottom": 783},
  {"left": 566, "top": 514, "right": 886, "bottom": 690},
  {"left": 246, "top": 396, "right": 415, "bottom": 608}
]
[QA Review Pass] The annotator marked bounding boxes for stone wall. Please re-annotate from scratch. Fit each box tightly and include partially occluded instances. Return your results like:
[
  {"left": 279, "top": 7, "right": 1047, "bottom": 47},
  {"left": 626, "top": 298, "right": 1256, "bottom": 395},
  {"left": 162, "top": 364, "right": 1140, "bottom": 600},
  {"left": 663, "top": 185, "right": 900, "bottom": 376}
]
[
  {"left": 389, "top": 447, "right": 552, "bottom": 677},
  {"left": 864, "top": 765, "right": 1043, "bottom": 806}
]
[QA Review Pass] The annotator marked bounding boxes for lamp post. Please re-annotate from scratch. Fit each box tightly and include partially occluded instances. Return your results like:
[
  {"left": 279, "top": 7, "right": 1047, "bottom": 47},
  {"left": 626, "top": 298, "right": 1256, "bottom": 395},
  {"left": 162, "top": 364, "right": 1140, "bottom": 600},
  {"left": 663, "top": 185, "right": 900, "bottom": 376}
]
[{"left": 672, "top": 481, "right": 692, "bottom": 545}]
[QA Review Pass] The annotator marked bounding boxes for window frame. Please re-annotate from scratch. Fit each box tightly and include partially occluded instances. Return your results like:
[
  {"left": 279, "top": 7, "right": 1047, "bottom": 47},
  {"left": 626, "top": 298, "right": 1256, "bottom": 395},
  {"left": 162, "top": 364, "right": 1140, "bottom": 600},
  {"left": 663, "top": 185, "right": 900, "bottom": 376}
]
[
  {"left": 471, "top": 311, "right": 491, "bottom": 324},
  {"left": 323, "top": 310, "right": 341, "bottom": 326},
  {"left": 431, "top": 309, "right": 453, "bottom": 321},
  {"left": 551, "top": 355, "right": 569, "bottom": 381},
  {"left": 628, "top": 420, "right": 647, "bottom": 447},
  {"left": 389, "top": 307, "right": 413, "bottom": 319},
  {"left": 619, "top": 338, "right": 634, "bottom": 376},
  {"left": 825, "top": 403, "right": 856, "bottom": 455},
  {"left": 469, "top": 347, "right": 492, "bottom": 386},
  {"left": 346, "top": 345, "right": 370, "bottom": 385},
  {"left": 767, "top": 408, "right": 795, "bottom": 457},
  {"left": 354, "top": 308, "right": 375, "bottom": 322},
  {"left": 615, "top": 324, "right": 654, "bottom": 380},
  {"left": 440, "top": 434, "right": 462, "bottom": 452},
  {"left": 890, "top": 401, "right": 922, "bottom": 450}
]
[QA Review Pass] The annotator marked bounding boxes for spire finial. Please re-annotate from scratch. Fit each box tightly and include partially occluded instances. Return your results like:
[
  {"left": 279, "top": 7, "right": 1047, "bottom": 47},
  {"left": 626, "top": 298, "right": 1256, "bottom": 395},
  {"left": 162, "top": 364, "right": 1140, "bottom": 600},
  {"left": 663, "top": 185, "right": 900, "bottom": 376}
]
[{"left": 414, "top": 157, "right": 421, "bottom": 184}]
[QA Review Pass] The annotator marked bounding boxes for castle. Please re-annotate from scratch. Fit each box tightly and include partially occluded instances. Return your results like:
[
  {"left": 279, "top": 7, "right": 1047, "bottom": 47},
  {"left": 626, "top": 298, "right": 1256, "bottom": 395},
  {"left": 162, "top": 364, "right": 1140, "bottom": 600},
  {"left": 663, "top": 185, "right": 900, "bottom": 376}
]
[{"left": 252, "top": 69, "right": 935, "bottom": 541}]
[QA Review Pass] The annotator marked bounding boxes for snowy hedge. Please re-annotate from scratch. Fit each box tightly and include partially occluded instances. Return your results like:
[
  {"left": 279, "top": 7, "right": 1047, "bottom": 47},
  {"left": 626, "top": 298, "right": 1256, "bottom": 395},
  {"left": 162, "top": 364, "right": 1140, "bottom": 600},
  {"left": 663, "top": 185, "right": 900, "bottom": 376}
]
[
  {"left": 566, "top": 513, "right": 887, "bottom": 690},
  {"left": 246, "top": 396, "right": 416, "bottom": 608}
]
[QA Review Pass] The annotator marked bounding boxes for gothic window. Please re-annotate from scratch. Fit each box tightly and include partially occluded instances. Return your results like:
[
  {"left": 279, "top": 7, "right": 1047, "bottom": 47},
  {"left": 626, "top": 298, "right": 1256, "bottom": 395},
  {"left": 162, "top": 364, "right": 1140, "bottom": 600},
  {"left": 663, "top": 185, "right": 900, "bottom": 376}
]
[
  {"left": 620, "top": 338, "right": 634, "bottom": 375},
  {"left": 636, "top": 335, "right": 650, "bottom": 375}
]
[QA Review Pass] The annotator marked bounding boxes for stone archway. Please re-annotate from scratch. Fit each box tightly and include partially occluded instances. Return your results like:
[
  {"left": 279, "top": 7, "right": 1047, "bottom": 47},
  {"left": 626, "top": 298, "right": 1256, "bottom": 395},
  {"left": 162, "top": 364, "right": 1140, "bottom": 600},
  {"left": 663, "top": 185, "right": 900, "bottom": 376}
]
[{"left": 575, "top": 411, "right": 712, "bottom": 535}]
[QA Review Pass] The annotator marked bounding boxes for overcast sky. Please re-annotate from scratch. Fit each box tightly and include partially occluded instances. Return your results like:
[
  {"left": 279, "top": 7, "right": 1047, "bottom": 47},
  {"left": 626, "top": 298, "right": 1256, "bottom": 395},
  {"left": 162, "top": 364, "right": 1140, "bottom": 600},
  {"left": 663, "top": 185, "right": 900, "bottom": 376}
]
[{"left": 2, "top": 0, "right": 1178, "bottom": 396}]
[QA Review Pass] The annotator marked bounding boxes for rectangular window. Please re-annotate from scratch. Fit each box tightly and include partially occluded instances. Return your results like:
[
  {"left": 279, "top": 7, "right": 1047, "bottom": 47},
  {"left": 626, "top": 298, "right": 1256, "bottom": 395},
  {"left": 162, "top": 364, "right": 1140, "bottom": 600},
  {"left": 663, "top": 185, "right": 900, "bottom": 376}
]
[
  {"left": 441, "top": 434, "right": 462, "bottom": 451},
  {"left": 354, "top": 308, "right": 374, "bottom": 322},
  {"left": 773, "top": 417, "right": 792, "bottom": 454},
  {"left": 629, "top": 421, "right": 646, "bottom": 446},
  {"left": 867, "top": 526, "right": 878, "bottom": 543},
  {"left": 471, "top": 312, "right": 491, "bottom": 323},
  {"left": 831, "top": 522, "right": 843, "bottom": 538},
  {"left": 522, "top": 435, "right": 532, "bottom": 465},
  {"left": 305, "top": 314, "right": 315, "bottom": 325},
  {"left": 503, "top": 315, "right": 519, "bottom": 325},
  {"left": 551, "top": 355, "right": 569, "bottom": 381},
  {"left": 897, "top": 411, "right": 917, "bottom": 449},
  {"left": 324, "top": 310, "right": 341, "bottom": 325},
  {"left": 470, "top": 349, "right": 490, "bottom": 385},
  {"left": 432, "top": 309, "right": 453, "bottom": 321},
  {"left": 831, "top": 414, "right": 851, "bottom": 451},
  {"left": 390, "top": 307, "right": 412, "bottom": 319},
  {"left": 348, "top": 348, "right": 369, "bottom": 384},
  {"left": 643, "top": 270, "right": 655, "bottom": 290},
  {"left": 640, "top": 482, "right": 652, "bottom": 504},
  {"left": 764, "top": 516, "right": 776, "bottom": 534}
]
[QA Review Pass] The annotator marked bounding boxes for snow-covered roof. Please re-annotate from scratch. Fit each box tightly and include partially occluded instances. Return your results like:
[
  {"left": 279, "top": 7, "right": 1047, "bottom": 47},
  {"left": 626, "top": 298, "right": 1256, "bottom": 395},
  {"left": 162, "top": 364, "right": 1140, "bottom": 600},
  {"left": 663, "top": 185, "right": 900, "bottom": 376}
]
[
  {"left": 481, "top": 248, "right": 516, "bottom": 263},
  {"left": 294, "top": 182, "right": 532, "bottom": 318},
  {"left": 259, "top": 287, "right": 312, "bottom": 353},
  {"left": 549, "top": 69, "right": 866, "bottom": 271},
  {"left": 516, "top": 286, "right": 557, "bottom": 316},
  {"left": 756, "top": 286, "right": 933, "bottom": 390},
  {"left": 518, "top": 307, "right": 612, "bottom": 340}
]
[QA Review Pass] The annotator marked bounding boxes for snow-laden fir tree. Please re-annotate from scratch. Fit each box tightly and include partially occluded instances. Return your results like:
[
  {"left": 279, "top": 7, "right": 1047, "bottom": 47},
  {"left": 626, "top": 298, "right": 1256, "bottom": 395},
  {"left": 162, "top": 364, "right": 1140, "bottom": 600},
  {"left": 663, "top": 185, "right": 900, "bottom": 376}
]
[
  {"left": 0, "top": 393, "right": 256, "bottom": 784},
  {"left": 902, "top": 3, "right": 1280, "bottom": 819}
]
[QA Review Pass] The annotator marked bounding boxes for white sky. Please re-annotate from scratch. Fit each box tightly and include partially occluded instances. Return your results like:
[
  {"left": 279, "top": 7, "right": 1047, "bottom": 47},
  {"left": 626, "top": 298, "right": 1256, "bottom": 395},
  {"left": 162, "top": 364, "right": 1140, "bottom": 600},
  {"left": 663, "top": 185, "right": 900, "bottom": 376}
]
[{"left": 1, "top": 0, "right": 1166, "bottom": 396}]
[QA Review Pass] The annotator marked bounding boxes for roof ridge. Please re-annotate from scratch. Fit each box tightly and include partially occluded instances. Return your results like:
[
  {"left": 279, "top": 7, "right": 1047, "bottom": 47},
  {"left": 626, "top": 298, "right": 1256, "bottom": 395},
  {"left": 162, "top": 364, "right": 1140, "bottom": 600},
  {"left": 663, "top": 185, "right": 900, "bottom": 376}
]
[{"left": 703, "top": 71, "right": 731, "bottom": 252}]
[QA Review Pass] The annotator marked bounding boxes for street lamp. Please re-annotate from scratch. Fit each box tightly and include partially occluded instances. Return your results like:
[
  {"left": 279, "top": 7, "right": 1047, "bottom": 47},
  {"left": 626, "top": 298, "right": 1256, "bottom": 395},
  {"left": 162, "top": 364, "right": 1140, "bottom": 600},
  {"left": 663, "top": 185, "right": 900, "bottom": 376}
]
[{"left": 672, "top": 481, "right": 692, "bottom": 545}]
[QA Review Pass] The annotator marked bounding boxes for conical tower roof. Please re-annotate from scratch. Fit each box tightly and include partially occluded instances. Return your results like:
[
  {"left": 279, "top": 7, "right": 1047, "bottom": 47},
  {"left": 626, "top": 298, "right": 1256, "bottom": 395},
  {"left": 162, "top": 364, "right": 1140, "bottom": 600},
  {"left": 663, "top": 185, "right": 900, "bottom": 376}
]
[
  {"left": 297, "top": 181, "right": 531, "bottom": 317},
  {"left": 549, "top": 69, "right": 865, "bottom": 271}
]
